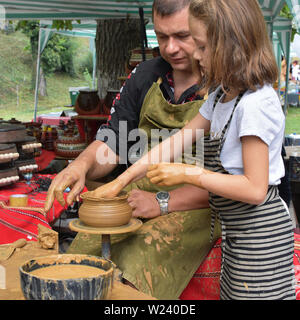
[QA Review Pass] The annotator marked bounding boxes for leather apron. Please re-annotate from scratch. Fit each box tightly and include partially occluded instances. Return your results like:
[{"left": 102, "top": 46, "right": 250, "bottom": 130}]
[
  {"left": 204, "top": 89, "right": 296, "bottom": 300},
  {"left": 68, "top": 79, "right": 221, "bottom": 299}
]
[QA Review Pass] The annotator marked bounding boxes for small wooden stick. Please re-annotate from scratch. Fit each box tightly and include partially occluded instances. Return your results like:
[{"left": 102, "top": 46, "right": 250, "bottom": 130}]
[{"left": 0, "top": 200, "right": 46, "bottom": 216}]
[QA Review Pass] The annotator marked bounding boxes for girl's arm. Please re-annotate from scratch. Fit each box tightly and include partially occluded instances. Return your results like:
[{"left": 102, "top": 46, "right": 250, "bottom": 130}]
[
  {"left": 148, "top": 136, "right": 269, "bottom": 205},
  {"left": 87, "top": 113, "right": 211, "bottom": 198}
]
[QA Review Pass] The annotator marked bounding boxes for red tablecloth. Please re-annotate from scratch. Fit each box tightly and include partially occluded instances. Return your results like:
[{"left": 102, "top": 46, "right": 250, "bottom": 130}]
[
  {"left": 35, "top": 149, "right": 56, "bottom": 171},
  {"left": 36, "top": 116, "right": 70, "bottom": 126},
  {"left": 180, "top": 233, "right": 300, "bottom": 300},
  {"left": 0, "top": 174, "right": 86, "bottom": 245}
]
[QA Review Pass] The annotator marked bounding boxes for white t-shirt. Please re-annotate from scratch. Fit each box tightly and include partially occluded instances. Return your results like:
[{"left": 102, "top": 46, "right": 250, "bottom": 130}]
[{"left": 200, "top": 84, "right": 285, "bottom": 185}]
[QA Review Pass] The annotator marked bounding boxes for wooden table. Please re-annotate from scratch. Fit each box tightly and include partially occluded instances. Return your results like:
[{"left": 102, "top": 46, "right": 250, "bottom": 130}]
[{"left": 0, "top": 241, "right": 155, "bottom": 300}]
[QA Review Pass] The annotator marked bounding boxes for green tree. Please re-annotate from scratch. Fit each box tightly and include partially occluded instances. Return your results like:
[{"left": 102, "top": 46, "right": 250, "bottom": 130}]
[
  {"left": 280, "top": 4, "right": 299, "bottom": 42},
  {"left": 16, "top": 20, "right": 77, "bottom": 95}
]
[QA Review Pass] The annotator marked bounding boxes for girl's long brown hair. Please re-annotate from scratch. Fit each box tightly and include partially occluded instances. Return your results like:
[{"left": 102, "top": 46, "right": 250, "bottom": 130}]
[{"left": 189, "top": 0, "right": 278, "bottom": 93}]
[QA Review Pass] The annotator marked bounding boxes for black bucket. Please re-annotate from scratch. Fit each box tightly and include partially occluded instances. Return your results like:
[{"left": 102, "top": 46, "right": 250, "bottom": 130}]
[{"left": 19, "top": 254, "right": 114, "bottom": 300}]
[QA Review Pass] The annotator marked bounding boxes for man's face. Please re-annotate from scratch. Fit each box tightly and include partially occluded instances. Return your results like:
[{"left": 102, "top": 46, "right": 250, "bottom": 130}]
[{"left": 154, "top": 7, "right": 196, "bottom": 72}]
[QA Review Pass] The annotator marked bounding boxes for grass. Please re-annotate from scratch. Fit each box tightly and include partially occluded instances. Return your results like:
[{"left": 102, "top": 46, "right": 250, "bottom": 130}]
[
  {"left": 0, "top": 73, "right": 88, "bottom": 121},
  {"left": 285, "top": 106, "right": 300, "bottom": 134},
  {"left": 0, "top": 28, "right": 92, "bottom": 122}
]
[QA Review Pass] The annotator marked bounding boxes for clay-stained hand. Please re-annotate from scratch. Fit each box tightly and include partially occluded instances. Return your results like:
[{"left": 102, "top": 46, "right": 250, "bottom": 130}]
[
  {"left": 83, "top": 178, "right": 124, "bottom": 199},
  {"left": 147, "top": 162, "right": 203, "bottom": 187},
  {"left": 127, "top": 189, "right": 160, "bottom": 219},
  {"left": 44, "top": 164, "right": 86, "bottom": 212}
]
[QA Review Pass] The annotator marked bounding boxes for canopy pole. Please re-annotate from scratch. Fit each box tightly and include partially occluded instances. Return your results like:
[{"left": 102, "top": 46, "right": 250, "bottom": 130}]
[
  {"left": 139, "top": 7, "right": 147, "bottom": 61},
  {"left": 283, "top": 31, "right": 292, "bottom": 115},
  {"left": 92, "top": 39, "right": 96, "bottom": 89},
  {"left": 33, "top": 28, "right": 42, "bottom": 122}
]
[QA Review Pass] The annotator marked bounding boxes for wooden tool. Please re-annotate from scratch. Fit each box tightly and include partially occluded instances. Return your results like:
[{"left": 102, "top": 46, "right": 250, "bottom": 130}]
[
  {"left": 0, "top": 200, "right": 46, "bottom": 217},
  {"left": 0, "top": 238, "right": 27, "bottom": 261}
]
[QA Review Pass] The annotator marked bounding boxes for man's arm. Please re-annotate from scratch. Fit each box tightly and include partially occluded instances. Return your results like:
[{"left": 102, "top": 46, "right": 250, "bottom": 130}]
[
  {"left": 127, "top": 185, "right": 209, "bottom": 219},
  {"left": 168, "top": 184, "right": 209, "bottom": 211},
  {"left": 85, "top": 140, "right": 119, "bottom": 180},
  {"left": 44, "top": 140, "right": 118, "bottom": 212}
]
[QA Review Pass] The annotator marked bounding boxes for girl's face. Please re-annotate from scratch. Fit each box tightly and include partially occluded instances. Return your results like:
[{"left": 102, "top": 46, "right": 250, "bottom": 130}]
[{"left": 188, "top": 15, "right": 210, "bottom": 74}]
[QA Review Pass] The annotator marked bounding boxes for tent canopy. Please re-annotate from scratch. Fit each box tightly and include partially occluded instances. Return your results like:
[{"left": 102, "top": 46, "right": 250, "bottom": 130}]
[
  {"left": 0, "top": 1, "right": 154, "bottom": 20},
  {"left": 0, "top": 0, "right": 298, "bottom": 26},
  {"left": 259, "top": 0, "right": 300, "bottom": 32}
]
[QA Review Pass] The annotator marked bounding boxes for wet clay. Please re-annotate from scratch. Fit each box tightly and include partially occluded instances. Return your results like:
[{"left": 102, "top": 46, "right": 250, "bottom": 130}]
[
  {"left": 30, "top": 264, "right": 106, "bottom": 280},
  {"left": 79, "top": 191, "right": 132, "bottom": 227}
]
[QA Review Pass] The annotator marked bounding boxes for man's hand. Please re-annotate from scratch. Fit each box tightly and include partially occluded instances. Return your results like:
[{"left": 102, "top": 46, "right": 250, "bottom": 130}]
[
  {"left": 44, "top": 164, "right": 86, "bottom": 212},
  {"left": 127, "top": 189, "right": 160, "bottom": 219}
]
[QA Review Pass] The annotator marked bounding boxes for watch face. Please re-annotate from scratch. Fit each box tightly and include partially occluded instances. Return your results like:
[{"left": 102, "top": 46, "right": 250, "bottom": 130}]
[{"left": 156, "top": 191, "right": 169, "bottom": 201}]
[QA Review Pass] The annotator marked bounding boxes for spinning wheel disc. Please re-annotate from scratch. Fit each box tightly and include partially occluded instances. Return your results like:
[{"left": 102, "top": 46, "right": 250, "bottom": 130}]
[{"left": 69, "top": 218, "right": 143, "bottom": 235}]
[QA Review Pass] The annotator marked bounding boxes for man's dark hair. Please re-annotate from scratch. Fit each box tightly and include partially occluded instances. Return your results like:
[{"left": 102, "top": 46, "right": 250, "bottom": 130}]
[{"left": 153, "top": 0, "right": 191, "bottom": 17}]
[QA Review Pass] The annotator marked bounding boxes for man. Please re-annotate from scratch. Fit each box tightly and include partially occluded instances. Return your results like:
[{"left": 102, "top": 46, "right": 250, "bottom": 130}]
[{"left": 45, "top": 0, "right": 220, "bottom": 299}]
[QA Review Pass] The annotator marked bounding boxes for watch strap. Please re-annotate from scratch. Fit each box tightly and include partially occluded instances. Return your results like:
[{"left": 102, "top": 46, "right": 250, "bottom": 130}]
[{"left": 159, "top": 202, "right": 168, "bottom": 215}]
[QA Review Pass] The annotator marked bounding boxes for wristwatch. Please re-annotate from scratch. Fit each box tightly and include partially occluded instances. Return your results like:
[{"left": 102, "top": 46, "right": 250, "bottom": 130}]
[{"left": 156, "top": 191, "right": 170, "bottom": 216}]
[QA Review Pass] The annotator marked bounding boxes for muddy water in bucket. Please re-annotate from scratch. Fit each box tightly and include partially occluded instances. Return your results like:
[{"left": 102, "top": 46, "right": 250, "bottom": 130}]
[
  {"left": 79, "top": 191, "right": 132, "bottom": 228},
  {"left": 19, "top": 254, "right": 114, "bottom": 300}
]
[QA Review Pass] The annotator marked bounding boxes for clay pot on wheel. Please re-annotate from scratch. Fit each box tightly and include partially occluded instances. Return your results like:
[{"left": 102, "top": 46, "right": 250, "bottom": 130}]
[
  {"left": 79, "top": 191, "right": 132, "bottom": 228},
  {"left": 75, "top": 90, "right": 101, "bottom": 115}
]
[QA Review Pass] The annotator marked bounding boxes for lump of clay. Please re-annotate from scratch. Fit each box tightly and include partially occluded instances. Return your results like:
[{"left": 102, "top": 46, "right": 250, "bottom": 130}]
[{"left": 37, "top": 224, "right": 58, "bottom": 250}]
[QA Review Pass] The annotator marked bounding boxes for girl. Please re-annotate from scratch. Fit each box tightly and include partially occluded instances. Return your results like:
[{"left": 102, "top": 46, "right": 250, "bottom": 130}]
[{"left": 87, "top": 0, "right": 296, "bottom": 299}]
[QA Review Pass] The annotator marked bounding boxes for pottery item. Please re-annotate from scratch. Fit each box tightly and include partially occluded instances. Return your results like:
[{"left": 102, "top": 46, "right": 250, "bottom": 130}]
[
  {"left": 19, "top": 254, "right": 114, "bottom": 300},
  {"left": 44, "top": 127, "right": 54, "bottom": 151},
  {"left": 9, "top": 194, "right": 28, "bottom": 207},
  {"left": 128, "top": 47, "right": 155, "bottom": 70},
  {"left": 8, "top": 118, "right": 22, "bottom": 124},
  {"left": 0, "top": 124, "right": 27, "bottom": 143},
  {"left": 75, "top": 89, "right": 101, "bottom": 115},
  {"left": 0, "top": 167, "right": 19, "bottom": 187},
  {"left": 102, "top": 89, "right": 119, "bottom": 115},
  {"left": 15, "top": 158, "right": 38, "bottom": 174},
  {"left": 54, "top": 119, "right": 87, "bottom": 158},
  {"left": 0, "top": 144, "right": 19, "bottom": 164},
  {"left": 54, "top": 135, "right": 87, "bottom": 159},
  {"left": 79, "top": 191, "right": 132, "bottom": 228},
  {"left": 23, "top": 121, "right": 42, "bottom": 129},
  {"left": 20, "top": 135, "right": 42, "bottom": 157}
]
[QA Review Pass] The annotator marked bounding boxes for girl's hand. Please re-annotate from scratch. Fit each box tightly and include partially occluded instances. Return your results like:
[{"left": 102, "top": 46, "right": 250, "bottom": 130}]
[
  {"left": 147, "top": 163, "right": 203, "bottom": 187},
  {"left": 82, "top": 178, "right": 124, "bottom": 199}
]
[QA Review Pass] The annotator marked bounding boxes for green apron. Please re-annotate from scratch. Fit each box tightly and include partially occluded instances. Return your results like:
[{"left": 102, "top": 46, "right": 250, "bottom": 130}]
[{"left": 68, "top": 79, "right": 221, "bottom": 299}]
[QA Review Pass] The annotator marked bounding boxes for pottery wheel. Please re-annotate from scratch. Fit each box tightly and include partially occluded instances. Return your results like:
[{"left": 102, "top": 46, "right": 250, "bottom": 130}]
[
  {"left": 69, "top": 218, "right": 142, "bottom": 235},
  {"left": 69, "top": 218, "right": 143, "bottom": 260}
]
